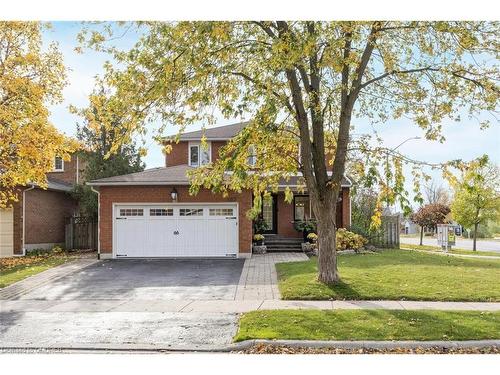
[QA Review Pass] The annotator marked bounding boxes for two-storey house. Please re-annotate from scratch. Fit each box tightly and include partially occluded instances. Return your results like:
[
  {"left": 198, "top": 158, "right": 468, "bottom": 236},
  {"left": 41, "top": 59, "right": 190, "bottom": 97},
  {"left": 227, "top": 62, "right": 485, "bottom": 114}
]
[
  {"left": 87, "top": 122, "right": 351, "bottom": 259},
  {"left": 0, "top": 154, "right": 83, "bottom": 257}
]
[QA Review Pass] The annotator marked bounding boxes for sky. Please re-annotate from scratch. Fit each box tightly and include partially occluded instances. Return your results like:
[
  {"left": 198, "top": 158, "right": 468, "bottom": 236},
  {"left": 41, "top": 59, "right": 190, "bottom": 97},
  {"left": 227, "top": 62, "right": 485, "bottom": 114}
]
[{"left": 44, "top": 21, "right": 500, "bottom": 203}]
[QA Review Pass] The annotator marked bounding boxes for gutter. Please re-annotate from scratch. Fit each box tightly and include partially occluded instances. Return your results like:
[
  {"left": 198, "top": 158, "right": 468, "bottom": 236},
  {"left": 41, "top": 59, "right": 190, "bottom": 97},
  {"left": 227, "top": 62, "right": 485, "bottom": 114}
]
[{"left": 21, "top": 184, "right": 36, "bottom": 255}]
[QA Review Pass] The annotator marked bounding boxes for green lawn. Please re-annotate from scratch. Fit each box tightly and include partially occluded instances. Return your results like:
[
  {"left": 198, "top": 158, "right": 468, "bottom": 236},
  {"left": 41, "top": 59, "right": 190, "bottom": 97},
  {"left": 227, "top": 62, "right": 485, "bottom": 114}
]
[
  {"left": 0, "top": 255, "right": 73, "bottom": 288},
  {"left": 400, "top": 244, "right": 500, "bottom": 257},
  {"left": 277, "top": 249, "right": 500, "bottom": 301},
  {"left": 235, "top": 310, "right": 500, "bottom": 342}
]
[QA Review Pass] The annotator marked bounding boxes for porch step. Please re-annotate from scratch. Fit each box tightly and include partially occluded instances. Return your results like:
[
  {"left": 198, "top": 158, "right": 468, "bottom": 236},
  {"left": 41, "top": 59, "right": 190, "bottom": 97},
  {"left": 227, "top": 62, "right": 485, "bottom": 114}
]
[{"left": 263, "top": 236, "right": 304, "bottom": 252}]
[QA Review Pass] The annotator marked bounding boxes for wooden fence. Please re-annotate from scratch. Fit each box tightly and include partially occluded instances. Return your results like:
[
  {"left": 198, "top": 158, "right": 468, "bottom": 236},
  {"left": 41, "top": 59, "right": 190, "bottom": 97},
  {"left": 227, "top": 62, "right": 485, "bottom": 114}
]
[
  {"left": 371, "top": 215, "right": 400, "bottom": 248},
  {"left": 65, "top": 216, "right": 98, "bottom": 250}
]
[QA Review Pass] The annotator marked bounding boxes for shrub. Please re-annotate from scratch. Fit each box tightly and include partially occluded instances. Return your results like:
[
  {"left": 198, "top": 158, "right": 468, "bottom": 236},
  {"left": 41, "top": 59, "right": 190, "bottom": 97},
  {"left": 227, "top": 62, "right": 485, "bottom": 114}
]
[
  {"left": 307, "top": 232, "right": 318, "bottom": 242},
  {"left": 253, "top": 234, "right": 265, "bottom": 241},
  {"left": 253, "top": 214, "right": 269, "bottom": 234},
  {"left": 336, "top": 229, "right": 368, "bottom": 251},
  {"left": 293, "top": 219, "right": 317, "bottom": 233},
  {"left": 52, "top": 245, "right": 64, "bottom": 254}
]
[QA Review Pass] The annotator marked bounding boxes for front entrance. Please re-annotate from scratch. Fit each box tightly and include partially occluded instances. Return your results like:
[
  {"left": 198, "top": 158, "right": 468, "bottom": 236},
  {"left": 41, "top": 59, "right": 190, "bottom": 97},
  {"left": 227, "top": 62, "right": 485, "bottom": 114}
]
[{"left": 261, "top": 195, "right": 277, "bottom": 234}]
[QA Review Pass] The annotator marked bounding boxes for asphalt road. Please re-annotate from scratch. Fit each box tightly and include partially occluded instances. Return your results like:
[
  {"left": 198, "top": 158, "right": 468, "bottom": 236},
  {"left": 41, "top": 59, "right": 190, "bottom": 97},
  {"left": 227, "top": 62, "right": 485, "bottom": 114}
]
[{"left": 400, "top": 236, "right": 500, "bottom": 253}]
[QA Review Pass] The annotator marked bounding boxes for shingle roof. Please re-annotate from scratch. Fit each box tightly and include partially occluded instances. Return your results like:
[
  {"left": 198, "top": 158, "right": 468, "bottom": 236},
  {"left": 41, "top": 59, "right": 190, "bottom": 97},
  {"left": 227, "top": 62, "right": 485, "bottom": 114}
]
[
  {"left": 176, "top": 121, "right": 249, "bottom": 141},
  {"left": 278, "top": 175, "right": 352, "bottom": 188},
  {"left": 87, "top": 165, "right": 195, "bottom": 185},
  {"left": 46, "top": 177, "right": 74, "bottom": 192},
  {"left": 88, "top": 165, "right": 352, "bottom": 188}
]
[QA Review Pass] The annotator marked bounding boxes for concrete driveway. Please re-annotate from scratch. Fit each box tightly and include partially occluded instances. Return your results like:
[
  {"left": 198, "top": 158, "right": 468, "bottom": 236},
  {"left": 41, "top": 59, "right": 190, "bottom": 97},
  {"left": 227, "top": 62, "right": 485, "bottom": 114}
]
[{"left": 1, "top": 258, "right": 245, "bottom": 350}]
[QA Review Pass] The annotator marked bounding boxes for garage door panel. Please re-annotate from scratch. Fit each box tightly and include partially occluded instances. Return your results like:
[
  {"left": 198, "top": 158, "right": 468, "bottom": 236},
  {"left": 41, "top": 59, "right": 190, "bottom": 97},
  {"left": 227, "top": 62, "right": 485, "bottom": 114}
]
[
  {"left": 0, "top": 208, "right": 14, "bottom": 258},
  {"left": 114, "top": 204, "right": 238, "bottom": 258}
]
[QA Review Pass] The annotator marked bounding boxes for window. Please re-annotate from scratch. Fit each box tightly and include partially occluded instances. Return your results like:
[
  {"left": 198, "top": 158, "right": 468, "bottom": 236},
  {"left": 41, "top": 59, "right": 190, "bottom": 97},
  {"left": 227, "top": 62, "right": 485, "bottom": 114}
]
[
  {"left": 180, "top": 208, "right": 203, "bottom": 216},
  {"left": 189, "top": 142, "right": 211, "bottom": 167},
  {"left": 150, "top": 208, "right": 173, "bottom": 216},
  {"left": 247, "top": 145, "right": 257, "bottom": 166},
  {"left": 209, "top": 208, "right": 234, "bottom": 216},
  {"left": 189, "top": 145, "right": 199, "bottom": 166},
  {"left": 53, "top": 156, "right": 64, "bottom": 171},
  {"left": 119, "top": 208, "right": 144, "bottom": 216},
  {"left": 294, "top": 196, "right": 311, "bottom": 221}
]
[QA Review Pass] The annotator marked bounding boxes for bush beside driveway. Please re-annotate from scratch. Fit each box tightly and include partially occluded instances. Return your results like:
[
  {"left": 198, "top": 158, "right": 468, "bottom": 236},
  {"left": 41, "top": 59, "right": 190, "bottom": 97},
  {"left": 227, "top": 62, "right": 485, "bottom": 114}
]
[{"left": 277, "top": 249, "right": 500, "bottom": 301}]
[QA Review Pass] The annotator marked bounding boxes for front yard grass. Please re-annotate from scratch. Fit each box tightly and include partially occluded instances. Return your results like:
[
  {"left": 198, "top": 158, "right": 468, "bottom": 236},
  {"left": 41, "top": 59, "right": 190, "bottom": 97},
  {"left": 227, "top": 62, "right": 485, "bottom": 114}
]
[
  {"left": 400, "top": 243, "right": 500, "bottom": 257},
  {"left": 277, "top": 249, "right": 500, "bottom": 301},
  {"left": 235, "top": 310, "right": 500, "bottom": 342},
  {"left": 0, "top": 253, "right": 77, "bottom": 288}
]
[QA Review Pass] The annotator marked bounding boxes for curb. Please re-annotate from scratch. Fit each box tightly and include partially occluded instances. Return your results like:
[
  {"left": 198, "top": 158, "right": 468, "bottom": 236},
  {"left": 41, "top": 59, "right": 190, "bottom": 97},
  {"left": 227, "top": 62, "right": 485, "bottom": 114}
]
[{"left": 1, "top": 339, "right": 499, "bottom": 353}]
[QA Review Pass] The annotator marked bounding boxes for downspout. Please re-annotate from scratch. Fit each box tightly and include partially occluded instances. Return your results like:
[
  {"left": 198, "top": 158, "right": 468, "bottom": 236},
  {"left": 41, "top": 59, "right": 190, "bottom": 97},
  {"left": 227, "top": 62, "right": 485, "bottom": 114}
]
[
  {"left": 22, "top": 184, "right": 36, "bottom": 255},
  {"left": 90, "top": 186, "right": 100, "bottom": 259}
]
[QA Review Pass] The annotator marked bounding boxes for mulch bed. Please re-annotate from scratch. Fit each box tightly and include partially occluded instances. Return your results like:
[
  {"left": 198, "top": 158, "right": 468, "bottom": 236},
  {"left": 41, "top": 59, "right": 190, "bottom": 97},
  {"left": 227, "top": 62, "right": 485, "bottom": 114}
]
[
  {"left": 0, "top": 250, "right": 96, "bottom": 270},
  {"left": 235, "top": 343, "right": 500, "bottom": 354}
]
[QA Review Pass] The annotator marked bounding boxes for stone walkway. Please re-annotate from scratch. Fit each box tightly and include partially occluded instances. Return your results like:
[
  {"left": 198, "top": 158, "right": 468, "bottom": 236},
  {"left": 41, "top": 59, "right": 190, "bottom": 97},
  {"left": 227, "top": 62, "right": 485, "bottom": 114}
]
[
  {"left": 0, "top": 257, "right": 98, "bottom": 300},
  {"left": 235, "top": 252, "right": 308, "bottom": 300}
]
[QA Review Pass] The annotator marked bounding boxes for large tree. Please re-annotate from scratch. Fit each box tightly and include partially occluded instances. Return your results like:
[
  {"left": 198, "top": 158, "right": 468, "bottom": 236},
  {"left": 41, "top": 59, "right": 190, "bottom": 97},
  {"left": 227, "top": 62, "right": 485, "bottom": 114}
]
[
  {"left": 81, "top": 21, "right": 499, "bottom": 283},
  {"left": 0, "top": 21, "right": 77, "bottom": 207},
  {"left": 451, "top": 156, "right": 500, "bottom": 251},
  {"left": 70, "top": 85, "right": 145, "bottom": 216}
]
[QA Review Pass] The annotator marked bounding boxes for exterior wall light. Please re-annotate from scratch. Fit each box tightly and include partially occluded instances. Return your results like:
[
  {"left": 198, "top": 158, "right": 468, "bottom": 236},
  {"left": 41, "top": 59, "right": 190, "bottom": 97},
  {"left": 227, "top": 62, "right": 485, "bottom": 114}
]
[{"left": 170, "top": 187, "right": 178, "bottom": 202}]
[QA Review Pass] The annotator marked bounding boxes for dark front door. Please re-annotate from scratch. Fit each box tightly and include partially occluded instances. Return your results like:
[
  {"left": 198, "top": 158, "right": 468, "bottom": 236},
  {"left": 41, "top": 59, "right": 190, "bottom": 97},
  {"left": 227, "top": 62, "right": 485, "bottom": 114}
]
[{"left": 262, "top": 194, "right": 277, "bottom": 234}]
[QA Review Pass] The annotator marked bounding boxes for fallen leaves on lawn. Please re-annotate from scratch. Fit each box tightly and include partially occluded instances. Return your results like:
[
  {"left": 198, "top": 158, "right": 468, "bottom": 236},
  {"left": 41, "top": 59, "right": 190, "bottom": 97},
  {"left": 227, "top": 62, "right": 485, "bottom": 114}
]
[{"left": 236, "top": 344, "right": 500, "bottom": 354}]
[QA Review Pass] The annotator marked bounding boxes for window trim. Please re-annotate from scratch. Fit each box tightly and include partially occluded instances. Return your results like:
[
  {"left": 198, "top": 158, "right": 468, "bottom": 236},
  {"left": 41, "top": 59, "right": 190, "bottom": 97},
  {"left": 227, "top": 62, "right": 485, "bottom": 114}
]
[
  {"left": 188, "top": 141, "right": 211, "bottom": 167},
  {"left": 293, "top": 194, "right": 311, "bottom": 221},
  {"left": 53, "top": 156, "right": 64, "bottom": 172}
]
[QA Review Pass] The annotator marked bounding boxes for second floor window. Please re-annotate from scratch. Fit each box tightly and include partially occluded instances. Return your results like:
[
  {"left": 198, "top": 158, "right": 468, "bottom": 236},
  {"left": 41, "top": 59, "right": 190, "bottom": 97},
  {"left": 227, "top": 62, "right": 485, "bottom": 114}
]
[
  {"left": 189, "top": 142, "right": 210, "bottom": 167},
  {"left": 53, "top": 156, "right": 64, "bottom": 172},
  {"left": 247, "top": 145, "right": 257, "bottom": 166}
]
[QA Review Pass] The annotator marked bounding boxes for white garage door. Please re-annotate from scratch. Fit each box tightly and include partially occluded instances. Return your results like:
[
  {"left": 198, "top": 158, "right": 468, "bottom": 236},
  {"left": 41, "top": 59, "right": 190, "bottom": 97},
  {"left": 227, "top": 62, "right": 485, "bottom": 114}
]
[
  {"left": 114, "top": 204, "right": 238, "bottom": 258},
  {"left": 0, "top": 208, "right": 14, "bottom": 258}
]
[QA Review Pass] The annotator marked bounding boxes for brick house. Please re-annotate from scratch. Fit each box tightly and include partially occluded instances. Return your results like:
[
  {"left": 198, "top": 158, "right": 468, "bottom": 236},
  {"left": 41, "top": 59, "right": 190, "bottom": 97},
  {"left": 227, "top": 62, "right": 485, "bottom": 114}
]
[
  {"left": 87, "top": 122, "right": 351, "bottom": 259},
  {"left": 0, "top": 154, "right": 83, "bottom": 257}
]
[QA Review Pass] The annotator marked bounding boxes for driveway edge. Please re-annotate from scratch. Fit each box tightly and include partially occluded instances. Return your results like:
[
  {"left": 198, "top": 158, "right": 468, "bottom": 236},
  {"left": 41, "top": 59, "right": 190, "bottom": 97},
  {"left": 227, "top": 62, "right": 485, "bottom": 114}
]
[{"left": 1, "top": 339, "right": 499, "bottom": 353}]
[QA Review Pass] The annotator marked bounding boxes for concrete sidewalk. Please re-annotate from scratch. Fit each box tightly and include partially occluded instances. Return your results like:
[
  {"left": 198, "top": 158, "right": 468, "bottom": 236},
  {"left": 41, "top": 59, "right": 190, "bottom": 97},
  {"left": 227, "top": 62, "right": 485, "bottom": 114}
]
[{"left": 3, "top": 298, "right": 499, "bottom": 313}]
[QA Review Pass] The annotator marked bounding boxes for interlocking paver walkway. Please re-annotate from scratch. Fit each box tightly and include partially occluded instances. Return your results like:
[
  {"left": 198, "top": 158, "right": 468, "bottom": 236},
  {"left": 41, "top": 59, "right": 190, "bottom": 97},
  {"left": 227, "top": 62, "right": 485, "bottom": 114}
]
[{"left": 235, "top": 252, "right": 308, "bottom": 300}]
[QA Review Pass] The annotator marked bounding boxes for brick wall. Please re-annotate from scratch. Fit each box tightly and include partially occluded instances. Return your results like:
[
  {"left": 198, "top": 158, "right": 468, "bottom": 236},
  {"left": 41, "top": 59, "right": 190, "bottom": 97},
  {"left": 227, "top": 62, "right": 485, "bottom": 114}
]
[
  {"left": 98, "top": 185, "right": 252, "bottom": 256},
  {"left": 24, "top": 188, "right": 78, "bottom": 245},
  {"left": 341, "top": 187, "right": 350, "bottom": 229},
  {"left": 165, "top": 142, "right": 189, "bottom": 166},
  {"left": 276, "top": 193, "right": 302, "bottom": 238},
  {"left": 46, "top": 154, "right": 81, "bottom": 185}
]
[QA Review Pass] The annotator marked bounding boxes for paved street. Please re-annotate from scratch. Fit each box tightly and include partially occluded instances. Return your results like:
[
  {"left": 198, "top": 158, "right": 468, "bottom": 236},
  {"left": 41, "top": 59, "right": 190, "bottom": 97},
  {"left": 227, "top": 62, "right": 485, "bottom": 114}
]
[{"left": 400, "top": 236, "right": 500, "bottom": 253}]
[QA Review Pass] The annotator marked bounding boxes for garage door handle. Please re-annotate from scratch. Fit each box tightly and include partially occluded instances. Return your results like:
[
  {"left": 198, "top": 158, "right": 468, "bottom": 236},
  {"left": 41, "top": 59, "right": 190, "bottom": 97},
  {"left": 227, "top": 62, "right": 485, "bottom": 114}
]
[{"left": 173, "top": 231, "right": 179, "bottom": 235}]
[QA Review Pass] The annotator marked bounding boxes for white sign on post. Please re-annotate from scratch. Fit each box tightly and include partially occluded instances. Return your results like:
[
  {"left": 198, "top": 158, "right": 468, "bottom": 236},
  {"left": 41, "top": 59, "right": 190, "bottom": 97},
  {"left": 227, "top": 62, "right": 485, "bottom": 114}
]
[{"left": 437, "top": 224, "right": 456, "bottom": 252}]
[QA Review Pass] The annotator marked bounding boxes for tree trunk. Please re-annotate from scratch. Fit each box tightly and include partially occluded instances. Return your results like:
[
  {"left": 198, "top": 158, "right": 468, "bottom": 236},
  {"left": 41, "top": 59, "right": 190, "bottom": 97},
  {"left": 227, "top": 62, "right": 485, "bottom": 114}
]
[
  {"left": 419, "top": 226, "right": 424, "bottom": 246},
  {"left": 315, "top": 196, "right": 340, "bottom": 284},
  {"left": 473, "top": 223, "right": 478, "bottom": 251}
]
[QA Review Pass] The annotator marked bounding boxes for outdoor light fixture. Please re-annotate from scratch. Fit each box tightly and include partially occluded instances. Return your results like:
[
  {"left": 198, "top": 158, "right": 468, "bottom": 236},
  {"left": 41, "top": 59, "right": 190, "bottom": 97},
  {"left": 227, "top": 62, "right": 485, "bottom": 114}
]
[{"left": 170, "top": 187, "right": 178, "bottom": 202}]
